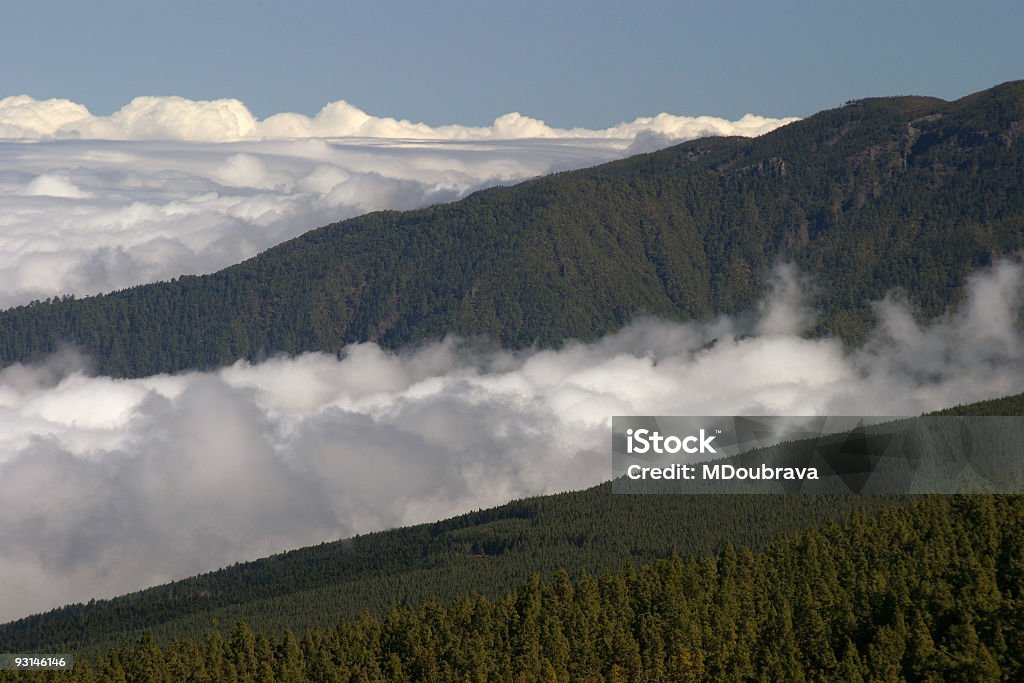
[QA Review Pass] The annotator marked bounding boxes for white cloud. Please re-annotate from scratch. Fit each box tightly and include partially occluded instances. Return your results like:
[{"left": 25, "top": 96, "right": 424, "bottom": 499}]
[
  {"left": 0, "top": 96, "right": 796, "bottom": 309},
  {"left": 0, "top": 96, "right": 92, "bottom": 139},
  {"left": 0, "top": 94, "right": 798, "bottom": 143},
  {"left": 0, "top": 137, "right": 623, "bottom": 308},
  {"left": 0, "top": 261, "right": 1021, "bottom": 623},
  {"left": 23, "top": 173, "right": 92, "bottom": 198}
]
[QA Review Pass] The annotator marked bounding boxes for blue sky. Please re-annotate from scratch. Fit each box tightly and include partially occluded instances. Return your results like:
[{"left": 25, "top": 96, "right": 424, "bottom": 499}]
[{"left": 2, "top": 0, "right": 1021, "bottom": 126}]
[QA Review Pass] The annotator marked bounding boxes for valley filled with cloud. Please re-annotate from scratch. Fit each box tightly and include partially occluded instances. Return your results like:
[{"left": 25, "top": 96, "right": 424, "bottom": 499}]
[{"left": 0, "top": 260, "right": 1021, "bottom": 622}]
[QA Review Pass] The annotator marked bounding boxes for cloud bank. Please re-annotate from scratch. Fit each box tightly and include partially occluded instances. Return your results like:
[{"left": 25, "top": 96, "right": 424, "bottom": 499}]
[
  {"left": 0, "top": 96, "right": 796, "bottom": 310},
  {"left": 0, "top": 137, "right": 624, "bottom": 309},
  {"left": 0, "top": 95, "right": 798, "bottom": 142},
  {"left": 0, "top": 261, "right": 1021, "bottom": 623}
]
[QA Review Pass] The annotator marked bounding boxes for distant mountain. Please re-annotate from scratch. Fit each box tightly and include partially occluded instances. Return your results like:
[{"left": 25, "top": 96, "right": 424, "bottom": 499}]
[{"left": 1, "top": 81, "right": 1023, "bottom": 377}]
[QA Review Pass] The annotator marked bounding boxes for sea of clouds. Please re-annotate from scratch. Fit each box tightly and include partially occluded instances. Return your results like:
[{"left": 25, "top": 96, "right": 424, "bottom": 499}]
[
  {"left": 0, "top": 95, "right": 797, "bottom": 310},
  {"left": 0, "top": 261, "right": 1022, "bottom": 622}
]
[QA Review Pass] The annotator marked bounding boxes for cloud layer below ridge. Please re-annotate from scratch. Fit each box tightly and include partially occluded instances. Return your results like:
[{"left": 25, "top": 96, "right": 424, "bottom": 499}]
[
  {"left": 0, "top": 261, "right": 1021, "bottom": 623},
  {"left": 0, "top": 96, "right": 797, "bottom": 310},
  {"left": 0, "top": 136, "right": 628, "bottom": 308}
]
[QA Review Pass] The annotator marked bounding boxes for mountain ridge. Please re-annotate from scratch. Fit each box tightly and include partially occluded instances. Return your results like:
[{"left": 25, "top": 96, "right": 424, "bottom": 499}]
[{"left": 1, "top": 80, "right": 1022, "bottom": 377}]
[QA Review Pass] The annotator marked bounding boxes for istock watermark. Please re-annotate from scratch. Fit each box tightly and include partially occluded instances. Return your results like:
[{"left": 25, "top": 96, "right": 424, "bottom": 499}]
[
  {"left": 612, "top": 416, "right": 1024, "bottom": 494},
  {"left": 624, "top": 427, "right": 718, "bottom": 455}
]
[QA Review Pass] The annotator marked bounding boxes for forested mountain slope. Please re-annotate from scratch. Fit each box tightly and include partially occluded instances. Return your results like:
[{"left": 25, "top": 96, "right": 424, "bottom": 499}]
[
  {"left": 5, "top": 496, "right": 1021, "bottom": 681},
  {"left": 0, "top": 490, "right": 893, "bottom": 657},
  {"left": 4, "top": 390, "right": 1021, "bottom": 657},
  {"left": 2, "top": 81, "right": 1023, "bottom": 377}
]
